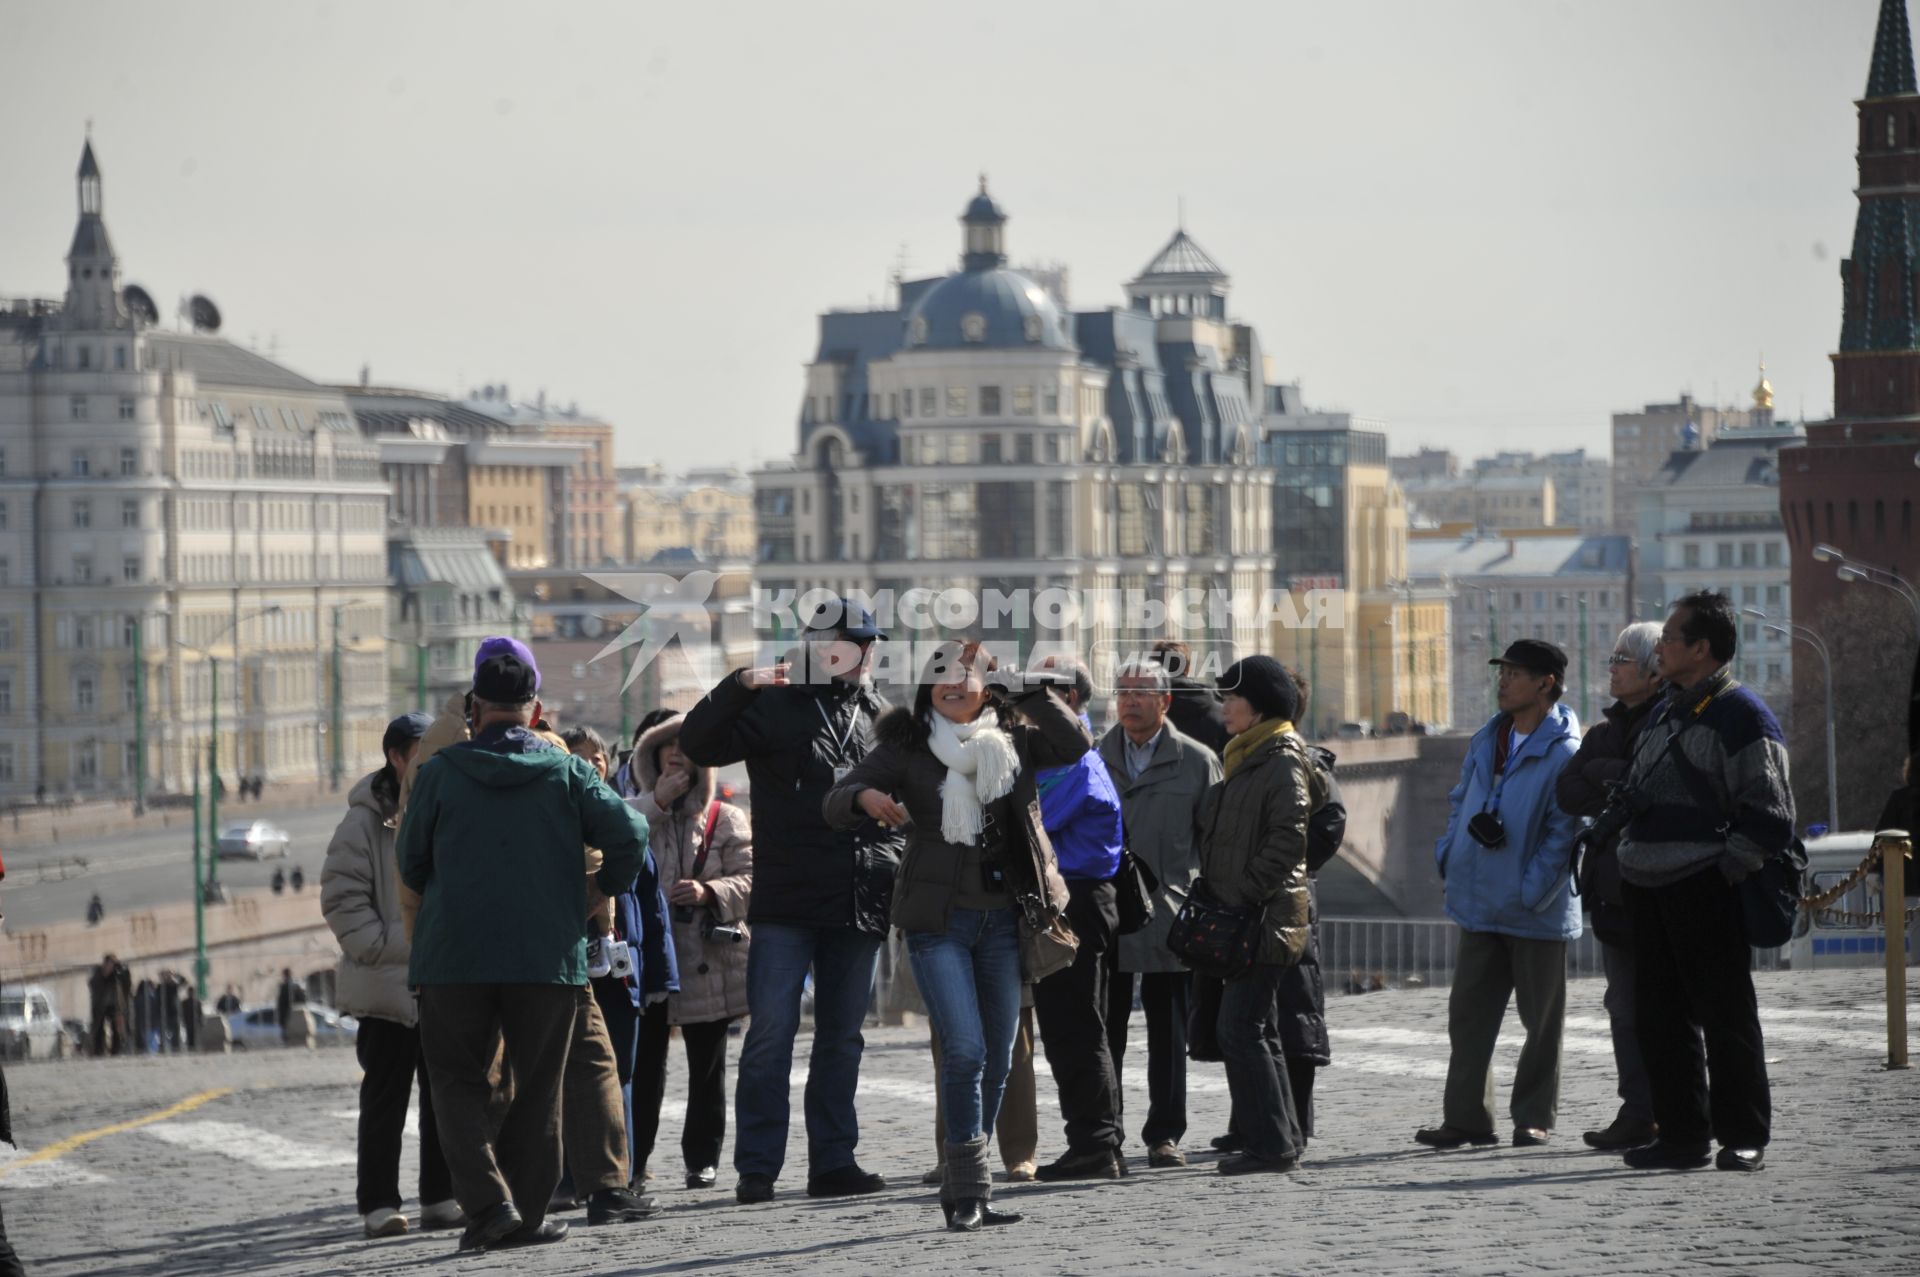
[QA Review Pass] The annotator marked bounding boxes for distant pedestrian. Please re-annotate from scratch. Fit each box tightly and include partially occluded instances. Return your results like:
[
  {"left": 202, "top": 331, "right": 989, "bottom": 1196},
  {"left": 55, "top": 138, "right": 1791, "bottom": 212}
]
[
  {"left": 87, "top": 955, "right": 129, "bottom": 1056},
  {"left": 271, "top": 867, "right": 287, "bottom": 895},
  {"left": 215, "top": 985, "right": 242, "bottom": 1016},
  {"left": 87, "top": 892, "right": 105, "bottom": 926},
  {"left": 290, "top": 865, "right": 305, "bottom": 893},
  {"left": 1417, "top": 639, "right": 1581, "bottom": 1152}
]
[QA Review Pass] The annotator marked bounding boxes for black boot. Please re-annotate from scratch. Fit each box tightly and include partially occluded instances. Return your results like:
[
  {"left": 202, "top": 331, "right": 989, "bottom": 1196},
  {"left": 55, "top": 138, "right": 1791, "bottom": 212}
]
[{"left": 943, "top": 1198, "right": 1022, "bottom": 1231}]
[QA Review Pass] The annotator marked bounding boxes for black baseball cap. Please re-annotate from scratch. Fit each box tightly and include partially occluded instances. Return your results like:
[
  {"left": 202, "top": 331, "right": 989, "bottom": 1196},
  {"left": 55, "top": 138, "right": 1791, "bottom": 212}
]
[
  {"left": 804, "top": 597, "right": 887, "bottom": 641},
  {"left": 1490, "top": 639, "right": 1568, "bottom": 682}
]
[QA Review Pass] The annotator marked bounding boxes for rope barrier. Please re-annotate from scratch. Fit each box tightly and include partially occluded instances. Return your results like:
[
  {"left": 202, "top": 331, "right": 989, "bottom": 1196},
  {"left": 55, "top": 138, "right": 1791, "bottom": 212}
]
[{"left": 1795, "top": 837, "right": 1913, "bottom": 914}]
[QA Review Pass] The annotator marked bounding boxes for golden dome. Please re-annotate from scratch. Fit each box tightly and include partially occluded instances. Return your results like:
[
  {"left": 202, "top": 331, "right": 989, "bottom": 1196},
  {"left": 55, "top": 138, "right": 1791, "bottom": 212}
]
[{"left": 1752, "top": 357, "right": 1773, "bottom": 411}]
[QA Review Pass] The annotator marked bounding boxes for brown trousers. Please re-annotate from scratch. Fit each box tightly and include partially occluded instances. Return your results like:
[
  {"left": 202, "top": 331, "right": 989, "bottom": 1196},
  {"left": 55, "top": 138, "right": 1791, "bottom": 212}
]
[
  {"left": 420, "top": 983, "right": 578, "bottom": 1227},
  {"left": 932, "top": 1006, "right": 1037, "bottom": 1169},
  {"left": 562, "top": 984, "right": 630, "bottom": 1194}
]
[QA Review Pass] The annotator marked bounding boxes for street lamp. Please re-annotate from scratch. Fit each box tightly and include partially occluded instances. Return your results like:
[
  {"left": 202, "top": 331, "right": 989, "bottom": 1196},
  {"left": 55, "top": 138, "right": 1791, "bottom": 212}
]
[
  {"left": 1816, "top": 544, "right": 1920, "bottom": 622},
  {"left": 1744, "top": 606, "right": 1838, "bottom": 834},
  {"left": 184, "top": 603, "right": 282, "bottom": 1001},
  {"left": 358, "top": 631, "right": 430, "bottom": 714},
  {"left": 330, "top": 598, "right": 369, "bottom": 792}
]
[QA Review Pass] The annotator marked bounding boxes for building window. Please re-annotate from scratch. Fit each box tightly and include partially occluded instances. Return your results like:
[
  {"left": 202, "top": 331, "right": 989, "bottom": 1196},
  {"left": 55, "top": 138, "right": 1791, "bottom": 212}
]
[
  {"left": 1766, "top": 584, "right": 1782, "bottom": 606},
  {"left": 1764, "top": 542, "right": 1781, "bottom": 567},
  {"left": 0, "top": 557, "right": 9, "bottom": 585},
  {"left": 980, "top": 386, "right": 1003, "bottom": 416},
  {"left": 961, "top": 313, "right": 987, "bottom": 343},
  {"left": 1682, "top": 543, "right": 1699, "bottom": 568},
  {"left": 919, "top": 388, "right": 937, "bottom": 417},
  {"left": 72, "top": 450, "right": 90, "bottom": 477},
  {"left": 123, "top": 557, "right": 141, "bottom": 582},
  {"left": 981, "top": 435, "right": 1003, "bottom": 464},
  {"left": 73, "top": 499, "right": 91, "bottom": 529},
  {"left": 0, "top": 744, "right": 12, "bottom": 779},
  {"left": 1044, "top": 434, "right": 1062, "bottom": 463},
  {"left": 1013, "top": 386, "right": 1035, "bottom": 416},
  {"left": 119, "top": 447, "right": 137, "bottom": 476},
  {"left": 0, "top": 502, "right": 6, "bottom": 530},
  {"left": 946, "top": 387, "right": 968, "bottom": 417},
  {"left": 1015, "top": 433, "right": 1035, "bottom": 464},
  {"left": 76, "top": 675, "right": 96, "bottom": 712},
  {"left": 1042, "top": 385, "right": 1060, "bottom": 415},
  {"left": 1740, "top": 542, "right": 1757, "bottom": 567},
  {"left": 70, "top": 395, "right": 87, "bottom": 421},
  {"left": 1715, "top": 542, "right": 1733, "bottom": 567},
  {"left": 121, "top": 499, "right": 139, "bottom": 528},
  {"left": 118, "top": 397, "right": 135, "bottom": 420},
  {"left": 76, "top": 741, "right": 97, "bottom": 784},
  {"left": 0, "top": 618, "right": 10, "bottom": 650},
  {"left": 115, "top": 345, "right": 127, "bottom": 370},
  {"left": 73, "top": 555, "right": 92, "bottom": 583},
  {"left": 946, "top": 434, "right": 970, "bottom": 464}
]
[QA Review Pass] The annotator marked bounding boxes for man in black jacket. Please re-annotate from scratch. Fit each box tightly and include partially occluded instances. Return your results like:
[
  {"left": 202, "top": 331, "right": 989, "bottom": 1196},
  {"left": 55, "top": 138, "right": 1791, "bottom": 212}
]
[
  {"left": 1555, "top": 622, "right": 1664, "bottom": 1151},
  {"left": 679, "top": 599, "right": 903, "bottom": 1204}
]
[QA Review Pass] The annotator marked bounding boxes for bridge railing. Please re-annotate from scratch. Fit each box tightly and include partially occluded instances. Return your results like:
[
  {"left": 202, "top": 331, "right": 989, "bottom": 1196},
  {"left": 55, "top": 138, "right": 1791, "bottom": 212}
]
[{"left": 1320, "top": 915, "right": 1785, "bottom": 995}]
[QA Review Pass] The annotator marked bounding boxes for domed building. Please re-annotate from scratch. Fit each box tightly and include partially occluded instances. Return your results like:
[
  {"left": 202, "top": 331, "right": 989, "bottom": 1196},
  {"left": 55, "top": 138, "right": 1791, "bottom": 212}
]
[{"left": 754, "top": 182, "right": 1276, "bottom": 684}]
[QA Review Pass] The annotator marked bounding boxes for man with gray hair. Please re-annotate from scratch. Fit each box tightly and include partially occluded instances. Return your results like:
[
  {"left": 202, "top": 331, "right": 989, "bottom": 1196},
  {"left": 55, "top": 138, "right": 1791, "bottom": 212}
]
[
  {"left": 1554, "top": 621, "right": 1664, "bottom": 1151},
  {"left": 1097, "top": 657, "right": 1221, "bottom": 1167}
]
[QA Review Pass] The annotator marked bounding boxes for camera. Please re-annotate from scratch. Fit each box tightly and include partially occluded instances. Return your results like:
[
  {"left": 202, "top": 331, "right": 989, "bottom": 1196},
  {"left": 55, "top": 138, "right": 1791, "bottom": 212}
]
[
  {"left": 1467, "top": 811, "right": 1507, "bottom": 850},
  {"left": 702, "top": 918, "right": 747, "bottom": 945},
  {"left": 1576, "top": 780, "right": 1651, "bottom": 856}
]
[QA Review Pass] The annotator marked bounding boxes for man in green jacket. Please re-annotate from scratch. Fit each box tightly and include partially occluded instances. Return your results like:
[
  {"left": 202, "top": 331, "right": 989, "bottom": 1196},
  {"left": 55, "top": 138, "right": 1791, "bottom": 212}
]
[{"left": 399, "top": 638, "right": 649, "bottom": 1253}]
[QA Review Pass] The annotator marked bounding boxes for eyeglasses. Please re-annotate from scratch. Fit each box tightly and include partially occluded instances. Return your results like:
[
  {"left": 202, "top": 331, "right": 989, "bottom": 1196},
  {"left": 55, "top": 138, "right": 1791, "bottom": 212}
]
[{"left": 1606, "top": 653, "right": 1637, "bottom": 666}]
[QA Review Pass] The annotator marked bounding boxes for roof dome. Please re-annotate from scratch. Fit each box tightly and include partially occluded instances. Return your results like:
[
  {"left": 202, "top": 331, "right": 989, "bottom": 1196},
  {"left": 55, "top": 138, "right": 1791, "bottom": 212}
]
[{"left": 905, "top": 268, "right": 1074, "bottom": 352}]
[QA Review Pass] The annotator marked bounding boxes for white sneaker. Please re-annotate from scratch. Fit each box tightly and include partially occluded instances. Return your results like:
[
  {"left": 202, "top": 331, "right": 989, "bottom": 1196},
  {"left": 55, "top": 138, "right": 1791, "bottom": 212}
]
[
  {"left": 419, "top": 1199, "right": 466, "bottom": 1230},
  {"left": 363, "top": 1208, "right": 409, "bottom": 1238}
]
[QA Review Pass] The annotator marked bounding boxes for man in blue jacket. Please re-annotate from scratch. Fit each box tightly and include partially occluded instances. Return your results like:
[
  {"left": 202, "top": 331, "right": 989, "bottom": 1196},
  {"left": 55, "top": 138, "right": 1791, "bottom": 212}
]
[
  {"left": 1416, "top": 639, "right": 1582, "bottom": 1151},
  {"left": 1027, "top": 660, "right": 1129, "bottom": 1181}
]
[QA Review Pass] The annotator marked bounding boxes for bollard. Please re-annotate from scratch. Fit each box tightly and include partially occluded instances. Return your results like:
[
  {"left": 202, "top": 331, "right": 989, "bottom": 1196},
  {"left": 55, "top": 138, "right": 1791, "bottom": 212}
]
[
  {"left": 1884, "top": 832, "right": 1910, "bottom": 1071},
  {"left": 199, "top": 1010, "right": 233, "bottom": 1054}
]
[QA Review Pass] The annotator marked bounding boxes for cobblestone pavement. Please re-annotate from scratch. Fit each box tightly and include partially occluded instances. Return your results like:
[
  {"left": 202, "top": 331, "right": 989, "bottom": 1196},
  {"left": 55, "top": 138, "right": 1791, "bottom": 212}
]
[{"left": 3, "top": 967, "right": 1915, "bottom": 1275}]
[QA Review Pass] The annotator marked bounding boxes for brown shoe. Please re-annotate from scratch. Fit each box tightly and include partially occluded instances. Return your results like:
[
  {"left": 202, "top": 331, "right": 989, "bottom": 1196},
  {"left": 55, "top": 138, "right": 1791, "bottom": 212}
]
[{"left": 1147, "top": 1141, "right": 1186, "bottom": 1168}]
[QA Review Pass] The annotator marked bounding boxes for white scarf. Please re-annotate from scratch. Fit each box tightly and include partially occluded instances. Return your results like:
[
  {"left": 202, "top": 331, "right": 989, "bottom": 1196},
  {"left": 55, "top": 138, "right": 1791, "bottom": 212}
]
[{"left": 926, "top": 708, "right": 1019, "bottom": 846}]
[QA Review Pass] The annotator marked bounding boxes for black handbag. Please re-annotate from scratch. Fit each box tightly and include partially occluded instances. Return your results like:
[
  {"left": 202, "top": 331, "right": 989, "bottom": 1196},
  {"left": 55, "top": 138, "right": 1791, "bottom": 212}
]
[
  {"left": 1113, "top": 849, "right": 1159, "bottom": 936},
  {"left": 1661, "top": 733, "right": 1806, "bottom": 949},
  {"left": 1164, "top": 876, "right": 1262, "bottom": 980}
]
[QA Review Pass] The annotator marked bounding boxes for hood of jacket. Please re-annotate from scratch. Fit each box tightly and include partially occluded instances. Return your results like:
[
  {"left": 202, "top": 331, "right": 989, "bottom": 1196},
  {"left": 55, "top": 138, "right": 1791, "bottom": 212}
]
[
  {"left": 437, "top": 725, "right": 571, "bottom": 789},
  {"left": 875, "top": 704, "right": 920, "bottom": 751},
  {"left": 632, "top": 714, "right": 716, "bottom": 812},
  {"left": 346, "top": 769, "right": 394, "bottom": 826}
]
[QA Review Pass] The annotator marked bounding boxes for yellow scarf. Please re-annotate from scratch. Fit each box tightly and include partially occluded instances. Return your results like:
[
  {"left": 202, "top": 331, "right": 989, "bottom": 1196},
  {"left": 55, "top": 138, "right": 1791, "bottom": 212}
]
[{"left": 1223, "top": 717, "right": 1294, "bottom": 779}]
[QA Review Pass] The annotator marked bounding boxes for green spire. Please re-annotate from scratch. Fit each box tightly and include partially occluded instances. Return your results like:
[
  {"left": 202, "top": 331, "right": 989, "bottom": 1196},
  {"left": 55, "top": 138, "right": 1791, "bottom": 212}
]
[{"left": 1867, "top": 0, "right": 1917, "bottom": 99}]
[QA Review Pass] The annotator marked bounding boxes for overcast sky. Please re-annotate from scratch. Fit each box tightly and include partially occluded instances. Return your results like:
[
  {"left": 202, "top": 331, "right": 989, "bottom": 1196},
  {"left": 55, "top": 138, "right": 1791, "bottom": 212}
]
[{"left": 0, "top": 0, "right": 1889, "bottom": 469}]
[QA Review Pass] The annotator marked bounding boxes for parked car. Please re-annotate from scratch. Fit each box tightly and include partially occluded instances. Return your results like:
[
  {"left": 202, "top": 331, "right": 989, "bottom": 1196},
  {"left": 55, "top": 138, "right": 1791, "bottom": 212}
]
[
  {"left": 0, "top": 984, "right": 67, "bottom": 1059},
  {"left": 225, "top": 1001, "right": 358, "bottom": 1048},
  {"left": 216, "top": 821, "right": 290, "bottom": 860}
]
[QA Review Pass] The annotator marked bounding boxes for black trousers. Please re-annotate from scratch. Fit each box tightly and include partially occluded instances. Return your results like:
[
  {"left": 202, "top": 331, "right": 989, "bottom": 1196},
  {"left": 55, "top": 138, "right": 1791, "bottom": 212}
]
[
  {"left": 354, "top": 1015, "right": 453, "bottom": 1215},
  {"left": 0, "top": 1199, "right": 22, "bottom": 1277},
  {"left": 1624, "top": 867, "right": 1772, "bottom": 1149},
  {"left": 632, "top": 1001, "right": 733, "bottom": 1174},
  {"left": 1032, "top": 880, "right": 1121, "bottom": 1155},
  {"left": 1105, "top": 955, "right": 1190, "bottom": 1148}
]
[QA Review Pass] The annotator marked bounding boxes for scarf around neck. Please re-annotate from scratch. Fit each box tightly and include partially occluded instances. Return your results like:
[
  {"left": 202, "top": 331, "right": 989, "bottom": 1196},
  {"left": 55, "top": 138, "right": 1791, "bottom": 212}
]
[
  {"left": 1223, "top": 717, "right": 1294, "bottom": 779},
  {"left": 927, "top": 707, "right": 1019, "bottom": 845}
]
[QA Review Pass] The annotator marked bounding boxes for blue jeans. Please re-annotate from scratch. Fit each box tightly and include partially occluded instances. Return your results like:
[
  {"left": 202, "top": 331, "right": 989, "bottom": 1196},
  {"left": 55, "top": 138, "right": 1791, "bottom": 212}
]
[
  {"left": 907, "top": 907, "right": 1023, "bottom": 1144},
  {"left": 733, "top": 923, "right": 881, "bottom": 1180}
]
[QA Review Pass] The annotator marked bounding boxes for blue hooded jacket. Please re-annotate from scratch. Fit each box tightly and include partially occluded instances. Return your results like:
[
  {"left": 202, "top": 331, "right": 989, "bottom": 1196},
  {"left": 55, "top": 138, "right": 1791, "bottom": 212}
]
[
  {"left": 1036, "top": 721, "right": 1124, "bottom": 883},
  {"left": 1434, "top": 704, "right": 1584, "bottom": 941}
]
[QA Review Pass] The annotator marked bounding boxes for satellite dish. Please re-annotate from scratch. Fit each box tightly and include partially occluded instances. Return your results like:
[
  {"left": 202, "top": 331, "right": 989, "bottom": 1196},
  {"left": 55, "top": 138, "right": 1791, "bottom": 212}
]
[
  {"left": 189, "top": 294, "right": 222, "bottom": 334},
  {"left": 123, "top": 284, "right": 159, "bottom": 326}
]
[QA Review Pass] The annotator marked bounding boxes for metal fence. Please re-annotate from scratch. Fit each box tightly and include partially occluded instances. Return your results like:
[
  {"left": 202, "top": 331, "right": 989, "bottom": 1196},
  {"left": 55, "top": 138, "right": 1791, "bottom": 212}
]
[{"left": 1320, "top": 915, "right": 1784, "bottom": 996}]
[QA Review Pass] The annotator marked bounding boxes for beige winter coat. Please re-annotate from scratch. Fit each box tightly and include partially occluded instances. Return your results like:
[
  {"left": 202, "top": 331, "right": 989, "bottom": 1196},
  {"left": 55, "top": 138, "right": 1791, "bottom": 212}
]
[
  {"left": 629, "top": 715, "right": 752, "bottom": 1025},
  {"left": 320, "top": 771, "right": 417, "bottom": 1026}
]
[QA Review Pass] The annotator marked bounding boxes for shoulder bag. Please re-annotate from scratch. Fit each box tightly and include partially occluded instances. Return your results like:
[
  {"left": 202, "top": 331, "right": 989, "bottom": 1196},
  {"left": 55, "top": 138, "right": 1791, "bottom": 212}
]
[{"left": 1164, "top": 876, "right": 1262, "bottom": 981}]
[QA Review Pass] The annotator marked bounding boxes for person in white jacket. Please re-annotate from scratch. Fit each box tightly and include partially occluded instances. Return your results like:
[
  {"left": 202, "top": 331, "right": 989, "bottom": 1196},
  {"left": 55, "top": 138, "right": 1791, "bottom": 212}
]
[{"left": 321, "top": 712, "right": 464, "bottom": 1240}]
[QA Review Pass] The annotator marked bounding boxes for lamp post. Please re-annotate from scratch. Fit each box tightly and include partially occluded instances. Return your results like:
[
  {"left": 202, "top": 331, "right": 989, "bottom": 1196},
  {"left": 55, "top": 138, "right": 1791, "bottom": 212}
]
[
  {"left": 330, "top": 598, "right": 369, "bottom": 792},
  {"left": 361, "top": 632, "right": 430, "bottom": 713},
  {"left": 132, "top": 615, "right": 148, "bottom": 816},
  {"left": 189, "top": 603, "right": 282, "bottom": 1001},
  {"left": 1745, "top": 606, "right": 1838, "bottom": 834}
]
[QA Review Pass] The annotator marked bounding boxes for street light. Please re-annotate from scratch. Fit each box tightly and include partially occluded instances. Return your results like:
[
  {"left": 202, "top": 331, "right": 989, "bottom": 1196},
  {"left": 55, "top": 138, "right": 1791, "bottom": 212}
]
[
  {"left": 1744, "top": 606, "right": 1838, "bottom": 834},
  {"left": 183, "top": 603, "right": 282, "bottom": 1001},
  {"left": 358, "top": 631, "right": 429, "bottom": 714},
  {"left": 330, "top": 598, "right": 369, "bottom": 792}
]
